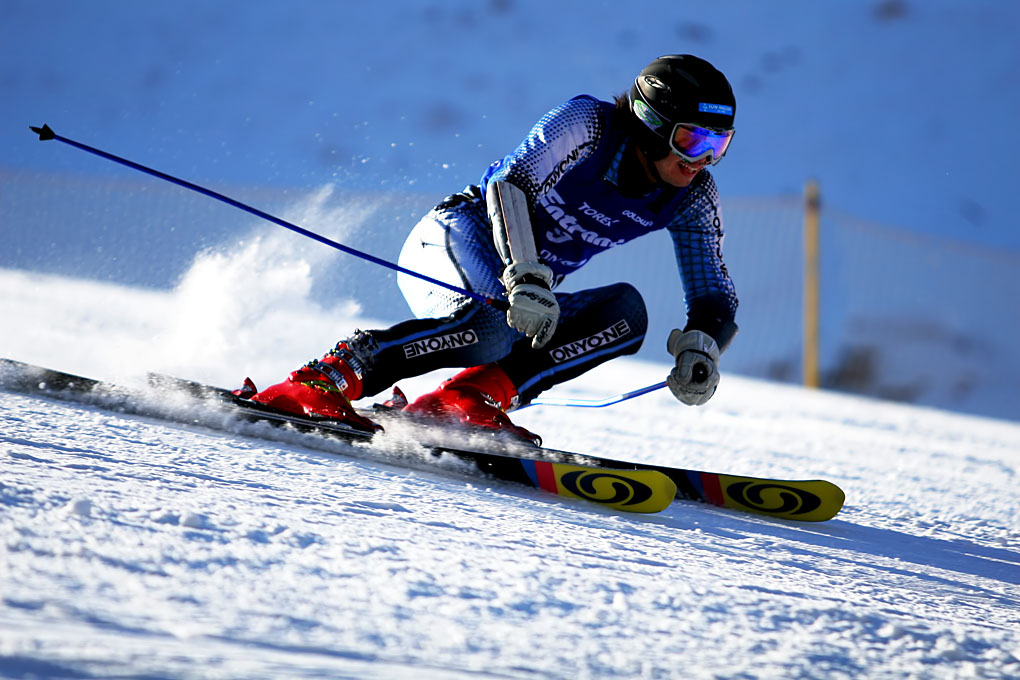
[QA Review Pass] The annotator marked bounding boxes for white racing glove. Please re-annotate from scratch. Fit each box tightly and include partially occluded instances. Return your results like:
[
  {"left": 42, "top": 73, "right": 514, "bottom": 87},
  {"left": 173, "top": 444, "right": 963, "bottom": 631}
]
[
  {"left": 502, "top": 261, "right": 559, "bottom": 349},
  {"left": 666, "top": 329, "right": 721, "bottom": 406}
]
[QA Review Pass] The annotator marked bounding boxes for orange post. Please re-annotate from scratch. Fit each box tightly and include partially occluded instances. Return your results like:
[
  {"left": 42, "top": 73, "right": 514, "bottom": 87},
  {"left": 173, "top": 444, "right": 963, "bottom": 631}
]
[{"left": 803, "top": 180, "right": 821, "bottom": 388}]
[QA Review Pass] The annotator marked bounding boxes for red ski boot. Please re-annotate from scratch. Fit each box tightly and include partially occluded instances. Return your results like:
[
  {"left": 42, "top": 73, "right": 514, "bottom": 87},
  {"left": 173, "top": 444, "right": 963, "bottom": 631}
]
[
  {"left": 235, "top": 343, "right": 380, "bottom": 432},
  {"left": 403, "top": 364, "right": 541, "bottom": 445}
]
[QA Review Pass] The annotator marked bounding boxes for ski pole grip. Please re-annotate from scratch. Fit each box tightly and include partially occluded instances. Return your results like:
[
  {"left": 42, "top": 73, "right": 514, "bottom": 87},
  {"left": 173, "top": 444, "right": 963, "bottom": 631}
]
[{"left": 31, "top": 124, "right": 56, "bottom": 141}]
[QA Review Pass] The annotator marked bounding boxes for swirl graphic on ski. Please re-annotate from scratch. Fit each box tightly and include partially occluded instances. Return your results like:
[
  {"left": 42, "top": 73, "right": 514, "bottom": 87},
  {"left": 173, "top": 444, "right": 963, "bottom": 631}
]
[
  {"left": 520, "top": 460, "right": 676, "bottom": 513},
  {"left": 688, "top": 471, "right": 844, "bottom": 521},
  {"left": 724, "top": 481, "right": 822, "bottom": 515},
  {"left": 558, "top": 470, "right": 654, "bottom": 506}
]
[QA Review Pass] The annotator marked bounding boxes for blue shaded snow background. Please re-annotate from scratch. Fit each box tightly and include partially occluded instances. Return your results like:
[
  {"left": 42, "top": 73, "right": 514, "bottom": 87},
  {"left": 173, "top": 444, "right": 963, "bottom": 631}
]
[
  {"left": 1, "top": 0, "right": 1019, "bottom": 421},
  {"left": 4, "top": 0, "right": 1018, "bottom": 421},
  {"left": 4, "top": 0, "right": 1019, "bottom": 244}
]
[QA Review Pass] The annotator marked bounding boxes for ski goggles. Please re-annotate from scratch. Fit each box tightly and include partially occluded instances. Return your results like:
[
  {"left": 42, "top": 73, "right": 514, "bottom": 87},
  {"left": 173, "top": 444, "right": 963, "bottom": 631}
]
[{"left": 669, "top": 123, "right": 734, "bottom": 165}]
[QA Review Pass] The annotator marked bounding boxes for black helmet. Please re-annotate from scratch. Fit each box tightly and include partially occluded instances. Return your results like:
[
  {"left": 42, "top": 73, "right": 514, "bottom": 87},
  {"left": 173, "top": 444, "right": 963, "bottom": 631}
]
[{"left": 628, "top": 55, "right": 736, "bottom": 161}]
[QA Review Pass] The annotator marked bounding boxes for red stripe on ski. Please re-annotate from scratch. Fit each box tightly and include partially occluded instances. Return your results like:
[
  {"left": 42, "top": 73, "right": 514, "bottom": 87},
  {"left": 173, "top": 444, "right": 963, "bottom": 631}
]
[
  {"left": 700, "top": 472, "right": 725, "bottom": 506},
  {"left": 533, "top": 460, "right": 560, "bottom": 493}
]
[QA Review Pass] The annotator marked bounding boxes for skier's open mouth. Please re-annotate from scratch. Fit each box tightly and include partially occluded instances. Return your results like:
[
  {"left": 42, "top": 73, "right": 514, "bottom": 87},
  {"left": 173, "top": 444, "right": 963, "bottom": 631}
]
[{"left": 678, "top": 159, "right": 704, "bottom": 175}]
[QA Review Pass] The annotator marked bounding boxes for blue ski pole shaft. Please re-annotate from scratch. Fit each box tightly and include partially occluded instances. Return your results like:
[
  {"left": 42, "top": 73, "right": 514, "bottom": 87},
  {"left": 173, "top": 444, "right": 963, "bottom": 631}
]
[
  {"left": 518, "top": 358, "right": 710, "bottom": 408},
  {"left": 517, "top": 381, "right": 667, "bottom": 410},
  {"left": 29, "top": 124, "right": 509, "bottom": 313}
]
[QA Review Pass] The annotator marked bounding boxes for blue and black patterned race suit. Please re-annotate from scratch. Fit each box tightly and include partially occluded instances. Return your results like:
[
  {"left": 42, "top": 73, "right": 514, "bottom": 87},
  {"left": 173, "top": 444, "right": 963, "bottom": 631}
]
[{"left": 350, "top": 95, "right": 738, "bottom": 405}]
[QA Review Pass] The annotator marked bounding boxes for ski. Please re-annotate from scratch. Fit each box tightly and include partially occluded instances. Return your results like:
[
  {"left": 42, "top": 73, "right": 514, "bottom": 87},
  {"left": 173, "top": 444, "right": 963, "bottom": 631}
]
[
  {"left": 0, "top": 359, "right": 674, "bottom": 514},
  {"left": 0, "top": 358, "right": 845, "bottom": 520}
]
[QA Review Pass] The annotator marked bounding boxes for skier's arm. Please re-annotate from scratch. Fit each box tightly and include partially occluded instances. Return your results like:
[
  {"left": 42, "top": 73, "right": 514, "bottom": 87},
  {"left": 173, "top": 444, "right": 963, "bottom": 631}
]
[
  {"left": 665, "top": 172, "right": 739, "bottom": 405},
  {"left": 666, "top": 172, "right": 739, "bottom": 348},
  {"left": 483, "top": 96, "right": 604, "bottom": 349},
  {"left": 487, "top": 180, "right": 558, "bottom": 349}
]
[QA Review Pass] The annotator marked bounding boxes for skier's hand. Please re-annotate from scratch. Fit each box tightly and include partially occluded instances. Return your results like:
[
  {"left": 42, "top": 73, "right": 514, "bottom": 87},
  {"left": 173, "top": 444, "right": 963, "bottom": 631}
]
[
  {"left": 502, "top": 261, "right": 559, "bottom": 349},
  {"left": 666, "top": 329, "right": 720, "bottom": 406}
]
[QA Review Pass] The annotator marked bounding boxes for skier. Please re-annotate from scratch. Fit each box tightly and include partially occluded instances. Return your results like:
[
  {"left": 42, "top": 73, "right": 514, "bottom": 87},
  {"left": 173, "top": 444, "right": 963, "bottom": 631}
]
[{"left": 238, "top": 54, "right": 740, "bottom": 442}]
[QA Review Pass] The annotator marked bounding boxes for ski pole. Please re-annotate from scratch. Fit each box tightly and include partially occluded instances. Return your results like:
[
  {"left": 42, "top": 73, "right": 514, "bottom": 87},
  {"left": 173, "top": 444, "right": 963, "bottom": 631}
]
[
  {"left": 517, "top": 362, "right": 709, "bottom": 409},
  {"left": 517, "top": 381, "right": 667, "bottom": 410},
  {"left": 29, "top": 124, "right": 510, "bottom": 312}
]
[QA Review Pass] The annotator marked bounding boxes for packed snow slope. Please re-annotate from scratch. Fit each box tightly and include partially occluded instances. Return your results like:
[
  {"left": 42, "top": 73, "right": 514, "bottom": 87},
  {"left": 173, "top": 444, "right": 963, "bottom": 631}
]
[{"left": 2, "top": 269, "right": 1020, "bottom": 679}]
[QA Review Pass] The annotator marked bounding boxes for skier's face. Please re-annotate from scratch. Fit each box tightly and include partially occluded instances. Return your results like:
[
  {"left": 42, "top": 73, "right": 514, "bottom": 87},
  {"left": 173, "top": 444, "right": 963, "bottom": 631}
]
[{"left": 653, "top": 153, "right": 711, "bottom": 188}]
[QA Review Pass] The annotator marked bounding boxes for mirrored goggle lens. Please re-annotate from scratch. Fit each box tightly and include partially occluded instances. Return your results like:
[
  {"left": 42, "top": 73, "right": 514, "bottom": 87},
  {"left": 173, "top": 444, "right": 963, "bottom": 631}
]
[{"left": 670, "top": 124, "right": 734, "bottom": 164}]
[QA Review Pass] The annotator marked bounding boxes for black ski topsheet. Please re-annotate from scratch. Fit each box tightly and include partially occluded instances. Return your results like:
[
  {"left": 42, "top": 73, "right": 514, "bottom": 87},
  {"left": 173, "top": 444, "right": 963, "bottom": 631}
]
[{"left": 0, "top": 358, "right": 845, "bottom": 521}]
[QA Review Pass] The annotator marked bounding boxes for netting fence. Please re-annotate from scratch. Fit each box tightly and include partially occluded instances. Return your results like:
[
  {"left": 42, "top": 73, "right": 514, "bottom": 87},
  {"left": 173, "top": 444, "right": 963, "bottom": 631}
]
[{"left": 3, "top": 169, "right": 1018, "bottom": 419}]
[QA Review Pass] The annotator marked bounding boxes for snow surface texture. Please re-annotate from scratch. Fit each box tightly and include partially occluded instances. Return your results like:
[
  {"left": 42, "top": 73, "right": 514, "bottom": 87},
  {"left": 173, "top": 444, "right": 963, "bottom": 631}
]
[{"left": 2, "top": 269, "right": 1020, "bottom": 679}]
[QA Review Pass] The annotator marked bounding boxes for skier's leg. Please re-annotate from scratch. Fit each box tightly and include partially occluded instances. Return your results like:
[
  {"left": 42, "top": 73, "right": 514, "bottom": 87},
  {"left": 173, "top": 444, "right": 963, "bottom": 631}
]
[
  {"left": 396, "top": 185, "right": 508, "bottom": 319},
  {"left": 334, "top": 302, "right": 514, "bottom": 398},
  {"left": 499, "top": 282, "right": 649, "bottom": 406},
  {"left": 349, "top": 185, "right": 522, "bottom": 396},
  {"left": 402, "top": 282, "right": 647, "bottom": 443},
  {"left": 244, "top": 186, "right": 522, "bottom": 422}
]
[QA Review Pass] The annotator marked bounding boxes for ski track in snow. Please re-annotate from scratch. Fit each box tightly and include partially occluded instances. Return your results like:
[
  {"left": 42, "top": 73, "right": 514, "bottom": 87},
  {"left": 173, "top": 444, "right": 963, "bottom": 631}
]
[{"left": 2, "top": 270, "right": 1020, "bottom": 679}]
